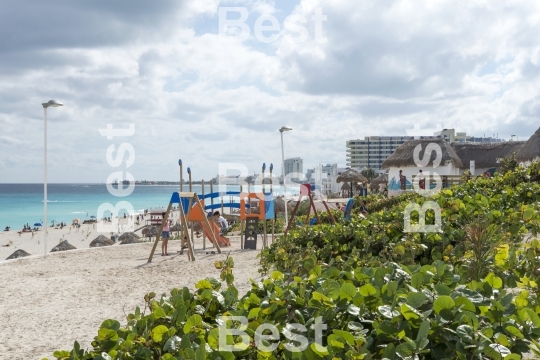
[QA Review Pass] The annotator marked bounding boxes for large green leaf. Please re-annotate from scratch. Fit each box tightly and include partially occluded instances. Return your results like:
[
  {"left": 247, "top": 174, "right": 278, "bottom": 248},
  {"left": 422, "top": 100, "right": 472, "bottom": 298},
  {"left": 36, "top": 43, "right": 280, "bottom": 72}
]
[
  {"left": 407, "top": 292, "right": 427, "bottom": 309},
  {"left": 164, "top": 336, "right": 181, "bottom": 352},
  {"left": 183, "top": 314, "right": 203, "bottom": 334},
  {"left": 340, "top": 283, "right": 357, "bottom": 300},
  {"left": 378, "top": 305, "right": 400, "bottom": 319},
  {"left": 359, "top": 283, "right": 378, "bottom": 297},
  {"left": 456, "top": 325, "right": 474, "bottom": 343},
  {"left": 151, "top": 325, "right": 169, "bottom": 343},
  {"left": 433, "top": 296, "right": 455, "bottom": 314}
]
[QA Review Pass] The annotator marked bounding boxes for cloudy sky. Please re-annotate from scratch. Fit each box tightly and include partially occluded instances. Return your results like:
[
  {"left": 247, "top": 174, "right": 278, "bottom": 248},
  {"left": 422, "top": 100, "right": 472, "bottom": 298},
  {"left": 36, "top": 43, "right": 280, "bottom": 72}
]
[{"left": 1, "top": 0, "right": 539, "bottom": 183}]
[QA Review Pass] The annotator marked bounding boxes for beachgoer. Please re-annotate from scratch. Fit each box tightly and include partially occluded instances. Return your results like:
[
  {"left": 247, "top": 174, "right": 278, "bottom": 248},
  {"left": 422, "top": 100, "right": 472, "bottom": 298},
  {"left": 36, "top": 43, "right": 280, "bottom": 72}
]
[
  {"left": 161, "top": 214, "right": 171, "bottom": 256},
  {"left": 213, "top": 211, "right": 228, "bottom": 235},
  {"left": 418, "top": 169, "right": 425, "bottom": 190},
  {"left": 359, "top": 200, "right": 368, "bottom": 216},
  {"left": 399, "top": 170, "right": 406, "bottom": 190}
]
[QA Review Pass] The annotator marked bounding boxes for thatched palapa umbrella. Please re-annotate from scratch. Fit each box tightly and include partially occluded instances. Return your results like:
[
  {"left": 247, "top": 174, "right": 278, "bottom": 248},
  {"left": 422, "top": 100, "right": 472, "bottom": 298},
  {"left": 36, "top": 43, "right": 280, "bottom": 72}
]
[
  {"left": 371, "top": 173, "right": 388, "bottom": 191},
  {"left": 90, "top": 235, "right": 114, "bottom": 247},
  {"left": 142, "top": 226, "right": 159, "bottom": 238},
  {"left": 120, "top": 233, "right": 142, "bottom": 245},
  {"left": 6, "top": 249, "right": 31, "bottom": 260},
  {"left": 50, "top": 240, "right": 77, "bottom": 253},
  {"left": 273, "top": 197, "right": 294, "bottom": 215},
  {"left": 119, "top": 232, "right": 140, "bottom": 241},
  {"left": 336, "top": 168, "right": 368, "bottom": 197}
]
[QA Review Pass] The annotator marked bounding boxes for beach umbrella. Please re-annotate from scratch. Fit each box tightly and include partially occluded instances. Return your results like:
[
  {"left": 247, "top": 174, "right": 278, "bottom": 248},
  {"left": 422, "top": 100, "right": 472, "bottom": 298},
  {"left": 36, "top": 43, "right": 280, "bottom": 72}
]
[
  {"left": 6, "top": 249, "right": 31, "bottom": 260},
  {"left": 34, "top": 223, "right": 42, "bottom": 227},
  {"left": 120, "top": 234, "right": 142, "bottom": 245},
  {"left": 273, "top": 197, "right": 294, "bottom": 214},
  {"left": 72, "top": 218, "right": 80, "bottom": 224},
  {"left": 119, "top": 232, "right": 140, "bottom": 241},
  {"left": 90, "top": 215, "right": 97, "bottom": 219},
  {"left": 371, "top": 173, "right": 388, "bottom": 191},
  {"left": 336, "top": 168, "right": 368, "bottom": 197},
  {"left": 50, "top": 240, "right": 77, "bottom": 253},
  {"left": 90, "top": 235, "right": 114, "bottom": 247},
  {"left": 142, "top": 226, "right": 160, "bottom": 238}
]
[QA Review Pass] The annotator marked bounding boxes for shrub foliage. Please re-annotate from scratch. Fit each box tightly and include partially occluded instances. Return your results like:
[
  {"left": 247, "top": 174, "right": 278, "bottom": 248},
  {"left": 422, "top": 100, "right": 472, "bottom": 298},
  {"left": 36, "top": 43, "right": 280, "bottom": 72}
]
[{"left": 49, "top": 162, "right": 540, "bottom": 359}]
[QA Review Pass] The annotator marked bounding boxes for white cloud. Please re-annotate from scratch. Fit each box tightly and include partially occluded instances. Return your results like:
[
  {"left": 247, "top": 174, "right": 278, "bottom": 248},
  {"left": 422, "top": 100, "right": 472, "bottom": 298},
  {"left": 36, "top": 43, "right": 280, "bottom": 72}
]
[{"left": 0, "top": 0, "right": 539, "bottom": 183}]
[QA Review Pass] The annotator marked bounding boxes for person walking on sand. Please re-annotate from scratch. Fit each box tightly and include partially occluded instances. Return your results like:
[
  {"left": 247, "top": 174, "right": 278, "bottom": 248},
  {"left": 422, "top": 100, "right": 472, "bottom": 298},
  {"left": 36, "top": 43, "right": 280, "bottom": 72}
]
[{"left": 161, "top": 214, "right": 172, "bottom": 256}]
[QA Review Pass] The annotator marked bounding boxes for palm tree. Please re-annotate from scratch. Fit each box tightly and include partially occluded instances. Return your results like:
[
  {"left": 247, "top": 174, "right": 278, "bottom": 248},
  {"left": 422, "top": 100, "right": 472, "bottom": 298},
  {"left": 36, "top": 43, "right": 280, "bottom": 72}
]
[{"left": 361, "top": 168, "right": 377, "bottom": 183}]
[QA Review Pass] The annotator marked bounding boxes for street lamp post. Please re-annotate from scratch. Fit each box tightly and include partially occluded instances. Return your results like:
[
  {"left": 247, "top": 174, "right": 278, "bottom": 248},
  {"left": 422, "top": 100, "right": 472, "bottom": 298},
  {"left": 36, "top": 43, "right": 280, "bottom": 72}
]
[
  {"left": 279, "top": 126, "right": 292, "bottom": 229},
  {"left": 42, "top": 100, "right": 63, "bottom": 257}
]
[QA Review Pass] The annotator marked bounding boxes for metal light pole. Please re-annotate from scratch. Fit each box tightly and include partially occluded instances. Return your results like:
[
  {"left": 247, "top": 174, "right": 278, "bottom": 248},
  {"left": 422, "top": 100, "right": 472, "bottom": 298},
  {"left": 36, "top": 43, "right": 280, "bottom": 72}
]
[
  {"left": 279, "top": 126, "right": 292, "bottom": 229},
  {"left": 42, "top": 100, "right": 63, "bottom": 257}
]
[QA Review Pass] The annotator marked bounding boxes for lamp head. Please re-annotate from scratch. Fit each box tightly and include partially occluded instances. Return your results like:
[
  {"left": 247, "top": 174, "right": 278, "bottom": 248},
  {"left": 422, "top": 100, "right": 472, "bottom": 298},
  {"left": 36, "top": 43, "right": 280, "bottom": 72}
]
[
  {"left": 262, "top": 163, "right": 266, "bottom": 171},
  {"left": 279, "top": 126, "right": 293, "bottom": 133},
  {"left": 178, "top": 159, "right": 182, "bottom": 166},
  {"left": 270, "top": 163, "right": 273, "bottom": 171},
  {"left": 187, "top": 167, "right": 191, "bottom": 174},
  {"left": 42, "top": 100, "right": 63, "bottom": 108}
]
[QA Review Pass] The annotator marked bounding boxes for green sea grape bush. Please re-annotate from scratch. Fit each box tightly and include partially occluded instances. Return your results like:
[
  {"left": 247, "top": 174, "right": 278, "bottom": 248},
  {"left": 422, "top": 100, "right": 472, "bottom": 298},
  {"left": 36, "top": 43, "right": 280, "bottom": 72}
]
[
  {"left": 260, "top": 163, "right": 540, "bottom": 276},
  {"left": 50, "top": 260, "right": 540, "bottom": 359}
]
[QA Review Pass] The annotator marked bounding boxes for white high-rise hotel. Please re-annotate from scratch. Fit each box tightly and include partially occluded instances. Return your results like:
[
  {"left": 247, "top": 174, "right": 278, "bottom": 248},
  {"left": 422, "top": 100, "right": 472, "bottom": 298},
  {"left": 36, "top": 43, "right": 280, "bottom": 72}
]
[
  {"left": 284, "top": 157, "right": 303, "bottom": 180},
  {"left": 346, "top": 129, "right": 502, "bottom": 170}
]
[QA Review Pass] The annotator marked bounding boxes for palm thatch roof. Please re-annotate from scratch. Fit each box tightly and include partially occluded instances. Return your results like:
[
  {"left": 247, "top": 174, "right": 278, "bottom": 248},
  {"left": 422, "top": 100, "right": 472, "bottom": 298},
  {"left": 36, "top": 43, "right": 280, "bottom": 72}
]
[
  {"left": 142, "top": 226, "right": 159, "bottom": 237},
  {"left": 341, "top": 183, "right": 351, "bottom": 190},
  {"left": 89, "top": 235, "right": 114, "bottom": 248},
  {"left": 273, "top": 197, "right": 294, "bottom": 213},
  {"left": 6, "top": 249, "right": 31, "bottom": 260},
  {"left": 336, "top": 168, "right": 368, "bottom": 183},
  {"left": 120, "top": 234, "right": 142, "bottom": 245},
  {"left": 371, "top": 173, "right": 388, "bottom": 188},
  {"left": 119, "top": 232, "right": 140, "bottom": 241},
  {"left": 451, "top": 141, "right": 525, "bottom": 169},
  {"left": 516, "top": 127, "right": 540, "bottom": 162},
  {"left": 50, "top": 240, "right": 77, "bottom": 253},
  {"left": 382, "top": 139, "right": 463, "bottom": 169}
]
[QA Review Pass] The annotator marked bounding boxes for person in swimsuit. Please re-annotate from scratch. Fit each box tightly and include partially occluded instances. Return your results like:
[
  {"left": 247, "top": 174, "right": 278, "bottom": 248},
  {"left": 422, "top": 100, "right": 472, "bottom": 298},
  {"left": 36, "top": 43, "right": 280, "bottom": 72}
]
[{"left": 161, "top": 213, "right": 171, "bottom": 256}]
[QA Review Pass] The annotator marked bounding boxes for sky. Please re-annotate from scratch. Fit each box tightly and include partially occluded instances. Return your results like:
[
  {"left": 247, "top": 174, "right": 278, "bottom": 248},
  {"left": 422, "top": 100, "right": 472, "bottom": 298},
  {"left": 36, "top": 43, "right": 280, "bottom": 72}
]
[{"left": 1, "top": 0, "right": 540, "bottom": 183}]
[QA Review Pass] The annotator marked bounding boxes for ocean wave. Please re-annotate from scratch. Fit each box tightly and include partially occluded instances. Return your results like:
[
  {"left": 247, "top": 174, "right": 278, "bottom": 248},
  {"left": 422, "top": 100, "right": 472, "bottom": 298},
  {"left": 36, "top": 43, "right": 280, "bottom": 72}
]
[
  {"left": 42, "top": 200, "right": 77, "bottom": 203},
  {"left": 71, "top": 212, "right": 86, "bottom": 214}
]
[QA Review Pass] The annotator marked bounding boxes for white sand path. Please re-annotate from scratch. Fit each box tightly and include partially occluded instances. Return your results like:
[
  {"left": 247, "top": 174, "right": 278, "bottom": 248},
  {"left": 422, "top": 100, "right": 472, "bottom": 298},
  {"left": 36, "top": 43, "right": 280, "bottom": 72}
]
[{"left": 0, "top": 235, "right": 262, "bottom": 359}]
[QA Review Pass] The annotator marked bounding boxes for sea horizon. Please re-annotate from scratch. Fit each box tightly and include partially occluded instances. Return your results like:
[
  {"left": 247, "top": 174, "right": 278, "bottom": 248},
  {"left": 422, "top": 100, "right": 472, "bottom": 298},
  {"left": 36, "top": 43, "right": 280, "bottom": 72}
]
[{"left": 0, "top": 183, "right": 297, "bottom": 230}]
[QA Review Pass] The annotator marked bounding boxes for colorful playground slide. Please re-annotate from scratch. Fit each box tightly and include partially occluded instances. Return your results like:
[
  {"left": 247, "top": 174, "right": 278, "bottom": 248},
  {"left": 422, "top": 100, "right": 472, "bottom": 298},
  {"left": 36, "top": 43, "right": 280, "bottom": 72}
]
[{"left": 198, "top": 221, "right": 231, "bottom": 247}]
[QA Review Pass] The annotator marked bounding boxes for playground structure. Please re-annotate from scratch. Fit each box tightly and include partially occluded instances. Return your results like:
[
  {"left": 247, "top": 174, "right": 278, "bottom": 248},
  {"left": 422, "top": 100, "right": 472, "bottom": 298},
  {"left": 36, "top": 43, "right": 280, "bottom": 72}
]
[
  {"left": 148, "top": 191, "right": 221, "bottom": 263},
  {"left": 237, "top": 164, "right": 276, "bottom": 249},
  {"left": 284, "top": 183, "right": 337, "bottom": 236},
  {"left": 147, "top": 160, "right": 278, "bottom": 263}
]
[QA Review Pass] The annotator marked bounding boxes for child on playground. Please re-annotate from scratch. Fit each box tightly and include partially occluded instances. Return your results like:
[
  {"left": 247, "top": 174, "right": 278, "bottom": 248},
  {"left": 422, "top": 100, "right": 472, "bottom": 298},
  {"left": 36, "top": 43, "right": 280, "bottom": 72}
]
[
  {"left": 161, "top": 214, "right": 172, "bottom": 256},
  {"left": 213, "top": 211, "right": 228, "bottom": 235}
]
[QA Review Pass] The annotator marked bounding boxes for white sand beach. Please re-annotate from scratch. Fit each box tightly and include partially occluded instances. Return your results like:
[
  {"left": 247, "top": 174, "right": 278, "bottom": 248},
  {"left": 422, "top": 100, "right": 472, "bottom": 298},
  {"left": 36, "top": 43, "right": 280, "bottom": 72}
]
[{"left": 0, "top": 224, "right": 263, "bottom": 359}]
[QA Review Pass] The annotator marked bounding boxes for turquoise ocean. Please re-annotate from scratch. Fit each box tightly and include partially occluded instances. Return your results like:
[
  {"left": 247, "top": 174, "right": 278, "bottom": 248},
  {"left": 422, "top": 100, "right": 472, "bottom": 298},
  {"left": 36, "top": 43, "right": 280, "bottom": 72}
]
[{"left": 0, "top": 183, "right": 294, "bottom": 230}]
